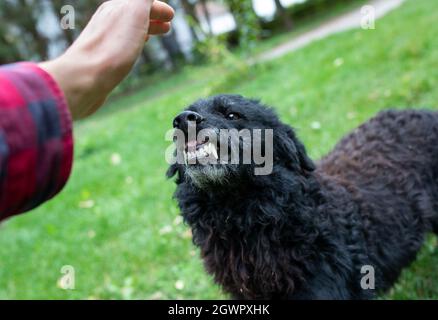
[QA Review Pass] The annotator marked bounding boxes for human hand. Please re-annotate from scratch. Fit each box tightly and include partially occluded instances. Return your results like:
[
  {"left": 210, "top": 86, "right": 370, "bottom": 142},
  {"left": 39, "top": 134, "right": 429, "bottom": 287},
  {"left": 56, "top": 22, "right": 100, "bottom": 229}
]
[{"left": 40, "top": 0, "right": 174, "bottom": 120}]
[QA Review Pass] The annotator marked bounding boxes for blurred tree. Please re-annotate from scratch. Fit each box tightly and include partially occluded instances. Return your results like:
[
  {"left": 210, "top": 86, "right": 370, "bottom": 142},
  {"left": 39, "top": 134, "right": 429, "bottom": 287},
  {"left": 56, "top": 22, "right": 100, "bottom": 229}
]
[
  {"left": 223, "top": 0, "right": 261, "bottom": 50},
  {"left": 138, "top": 46, "right": 161, "bottom": 74},
  {"left": 0, "top": 0, "right": 50, "bottom": 60},
  {"left": 274, "top": 0, "right": 293, "bottom": 31},
  {"left": 180, "top": 0, "right": 202, "bottom": 40},
  {"left": 49, "top": 0, "right": 104, "bottom": 46},
  {"left": 199, "top": 0, "right": 213, "bottom": 35},
  {"left": 141, "top": 48, "right": 154, "bottom": 64},
  {"left": 160, "top": 0, "right": 187, "bottom": 69},
  {"left": 159, "top": 30, "right": 185, "bottom": 69},
  {"left": 0, "top": 25, "right": 22, "bottom": 64}
]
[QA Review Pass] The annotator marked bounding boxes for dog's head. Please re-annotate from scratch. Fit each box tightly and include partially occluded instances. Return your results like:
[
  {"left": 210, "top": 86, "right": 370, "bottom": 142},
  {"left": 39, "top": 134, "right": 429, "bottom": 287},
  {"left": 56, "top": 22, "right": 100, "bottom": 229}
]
[{"left": 167, "top": 94, "right": 314, "bottom": 188}]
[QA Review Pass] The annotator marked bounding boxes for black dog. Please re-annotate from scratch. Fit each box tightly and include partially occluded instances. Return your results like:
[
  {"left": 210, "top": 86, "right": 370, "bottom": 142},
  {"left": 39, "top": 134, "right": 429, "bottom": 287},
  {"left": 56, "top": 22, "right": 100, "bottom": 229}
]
[{"left": 167, "top": 94, "right": 438, "bottom": 299}]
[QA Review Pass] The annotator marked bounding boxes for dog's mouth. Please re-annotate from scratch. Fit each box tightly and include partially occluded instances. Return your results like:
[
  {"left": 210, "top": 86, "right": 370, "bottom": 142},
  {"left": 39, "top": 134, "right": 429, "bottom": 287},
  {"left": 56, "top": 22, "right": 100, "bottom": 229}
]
[{"left": 183, "top": 137, "right": 219, "bottom": 164}]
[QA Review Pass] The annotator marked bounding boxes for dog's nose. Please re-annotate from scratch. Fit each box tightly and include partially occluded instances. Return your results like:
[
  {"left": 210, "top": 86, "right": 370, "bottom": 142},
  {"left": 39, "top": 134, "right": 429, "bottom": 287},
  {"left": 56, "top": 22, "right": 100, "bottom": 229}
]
[{"left": 173, "top": 111, "right": 204, "bottom": 129}]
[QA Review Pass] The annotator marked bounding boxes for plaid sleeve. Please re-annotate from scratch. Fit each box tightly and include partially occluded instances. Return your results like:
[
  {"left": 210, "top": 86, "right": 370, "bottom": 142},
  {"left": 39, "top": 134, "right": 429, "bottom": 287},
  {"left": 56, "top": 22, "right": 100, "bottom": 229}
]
[{"left": 0, "top": 62, "right": 74, "bottom": 221}]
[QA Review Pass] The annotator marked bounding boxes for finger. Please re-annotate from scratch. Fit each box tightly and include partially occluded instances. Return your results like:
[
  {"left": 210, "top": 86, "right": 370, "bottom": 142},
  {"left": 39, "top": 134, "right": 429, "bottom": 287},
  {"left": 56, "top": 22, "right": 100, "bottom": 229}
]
[
  {"left": 150, "top": 1, "right": 175, "bottom": 22},
  {"left": 148, "top": 21, "right": 171, "bottom": 35}
]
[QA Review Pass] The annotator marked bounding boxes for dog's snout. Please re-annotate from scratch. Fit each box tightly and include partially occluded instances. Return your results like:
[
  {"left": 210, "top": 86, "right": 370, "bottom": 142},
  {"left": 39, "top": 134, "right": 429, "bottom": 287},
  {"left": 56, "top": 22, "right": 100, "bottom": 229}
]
[{"left": 173, "top": 111, "right": 204, "bottom": 129}]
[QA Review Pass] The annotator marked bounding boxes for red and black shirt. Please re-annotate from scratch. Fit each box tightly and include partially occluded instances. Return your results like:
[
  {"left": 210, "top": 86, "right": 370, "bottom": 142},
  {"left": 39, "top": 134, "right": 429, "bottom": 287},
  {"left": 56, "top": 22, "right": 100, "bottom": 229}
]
[{"left": 0, "top": 63, "right": 73, "bottom": 221}]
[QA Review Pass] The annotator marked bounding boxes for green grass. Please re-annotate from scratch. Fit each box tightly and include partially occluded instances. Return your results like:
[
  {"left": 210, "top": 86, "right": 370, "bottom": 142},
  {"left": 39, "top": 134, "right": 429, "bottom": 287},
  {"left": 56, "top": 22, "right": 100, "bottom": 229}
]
[{"left": 0, "top": 0, "right": 437, "bottom": 299}]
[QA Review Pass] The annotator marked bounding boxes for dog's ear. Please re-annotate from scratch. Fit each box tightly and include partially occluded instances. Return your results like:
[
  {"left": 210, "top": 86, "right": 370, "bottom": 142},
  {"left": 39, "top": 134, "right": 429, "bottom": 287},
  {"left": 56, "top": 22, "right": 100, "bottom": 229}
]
[
  {"left": 277, "top": 125, "right": 315, "bottom": 172},
  {"left": 166, "top": 164, "right": 184, "bottom": 184}
]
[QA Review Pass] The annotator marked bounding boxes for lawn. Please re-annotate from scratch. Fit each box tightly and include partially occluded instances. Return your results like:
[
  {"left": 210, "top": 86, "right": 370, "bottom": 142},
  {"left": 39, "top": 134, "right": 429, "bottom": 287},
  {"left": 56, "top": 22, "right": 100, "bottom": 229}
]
[{"left": 0, "top": 0, "right": 437, "bottom": 299}]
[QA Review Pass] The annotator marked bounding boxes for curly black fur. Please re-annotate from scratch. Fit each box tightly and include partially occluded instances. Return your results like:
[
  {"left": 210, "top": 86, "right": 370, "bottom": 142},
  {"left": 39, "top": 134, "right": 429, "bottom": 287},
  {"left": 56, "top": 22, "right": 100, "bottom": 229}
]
[{"left": 167, "top": 94, "right": 438, "bottom": 299}]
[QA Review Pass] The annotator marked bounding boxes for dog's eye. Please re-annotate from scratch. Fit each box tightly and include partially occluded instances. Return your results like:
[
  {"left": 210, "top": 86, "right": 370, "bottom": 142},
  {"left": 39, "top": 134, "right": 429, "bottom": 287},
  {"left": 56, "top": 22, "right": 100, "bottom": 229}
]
[{"left": 226, "top": 112, "right": 241, "bottom": 120}]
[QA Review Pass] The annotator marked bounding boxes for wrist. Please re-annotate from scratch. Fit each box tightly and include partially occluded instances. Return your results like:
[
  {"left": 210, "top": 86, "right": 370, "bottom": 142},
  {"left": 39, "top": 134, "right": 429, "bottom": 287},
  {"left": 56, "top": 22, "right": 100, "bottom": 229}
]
[{"left": 39, "top": 54, "right": 102, "bottom": 120}]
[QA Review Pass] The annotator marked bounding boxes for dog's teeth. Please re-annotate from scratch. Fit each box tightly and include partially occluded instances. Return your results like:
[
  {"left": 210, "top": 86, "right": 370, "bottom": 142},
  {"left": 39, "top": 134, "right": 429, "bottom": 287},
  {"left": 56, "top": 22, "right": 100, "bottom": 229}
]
[
  {"left": 206, "top": 143, "right": 212, "bottom": 156},
  {"left": 210, "top": 143, "right": 218, "bottom": 159},
  {"left": 185, "top": 144, "right": 218, "bottom": 162},
  {"left": 195, "top": 145, "right": 207, "bottom": 158}
]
